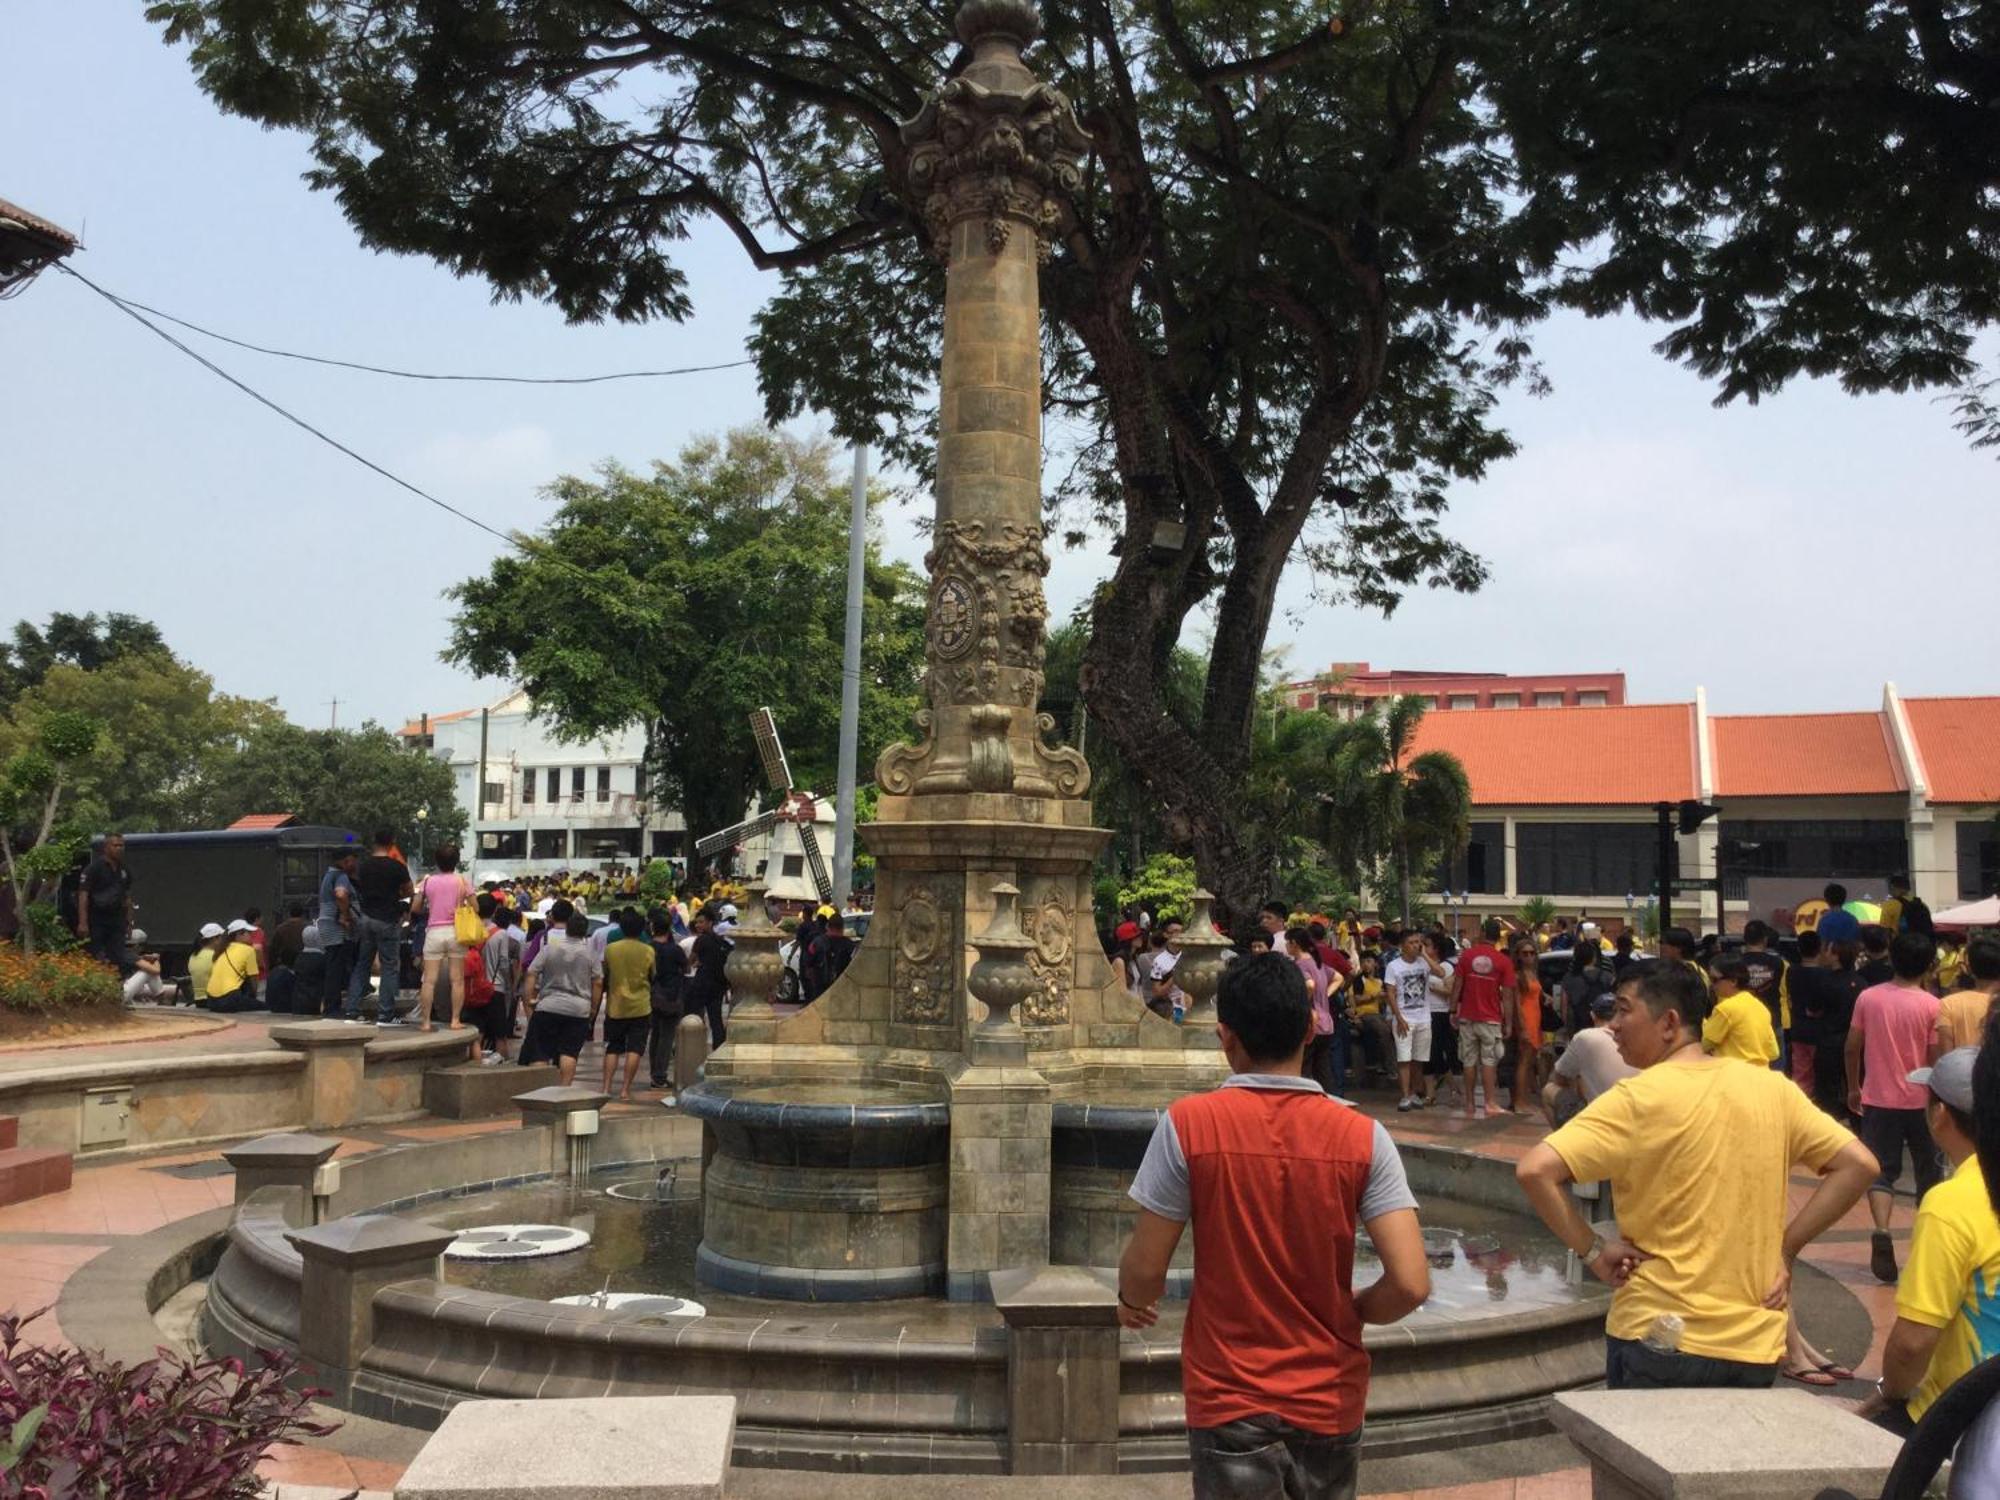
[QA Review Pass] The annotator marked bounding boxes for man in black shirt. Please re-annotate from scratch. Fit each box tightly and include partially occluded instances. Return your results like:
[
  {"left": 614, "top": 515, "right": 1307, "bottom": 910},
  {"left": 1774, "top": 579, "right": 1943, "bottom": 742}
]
[
  {"left": 804, "top": 913, "right": 857, "bottom": 1001},
  {"left": 345, "top": 830, "right": 413, "bottom": 1023},
  {"left": 648, "top": 910, "right": 687, "bottom": 1090},
  {"left": 1791, "top": 935, "right": 1867, "bottom": 1120},
  {"left": 78, "top": 834, "right": 134, "bottom": 975},
  {"left": 686, "top": 906, "right": 732, "bottom": 1049},
  {"left": 1859, "top": 925, "right": 1895, "bottom": 988},
  {"left": 1740, "top": 920, "right": 1789, "bottom": 1070}
]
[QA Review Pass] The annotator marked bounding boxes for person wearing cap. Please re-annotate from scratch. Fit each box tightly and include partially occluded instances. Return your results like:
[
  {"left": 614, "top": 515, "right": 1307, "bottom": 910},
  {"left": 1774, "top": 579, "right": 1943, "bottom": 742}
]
[
  {"left": 1855, "top": 1046, "right": 2000, "bottom": 1436},
  {"left": 1701, "top": 955, "right": 1780, "bottom": 1067},
  {"left": 205, "top": 920, "right": 262, "bottom": 1012},
  {"left": 121, "top": 932, "right": 170, "bottom": 1006},
  {"left": 188, "top": 922, "right": 227, "bottom": 1005},
  {"left": 1110, "top": 921, "right": 1146, "bottom": 1003}
]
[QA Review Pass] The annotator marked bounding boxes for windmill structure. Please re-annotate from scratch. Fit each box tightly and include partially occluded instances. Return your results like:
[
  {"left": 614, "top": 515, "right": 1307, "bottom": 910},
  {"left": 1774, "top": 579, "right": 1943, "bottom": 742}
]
[{"left": 695, "top": 708, "right": 836, "bottom": 906}]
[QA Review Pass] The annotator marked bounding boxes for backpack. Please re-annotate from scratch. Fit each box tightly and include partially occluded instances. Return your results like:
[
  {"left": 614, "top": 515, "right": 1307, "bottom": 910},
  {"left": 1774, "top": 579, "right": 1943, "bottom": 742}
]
[
  {"left": 462, "top": 942, "right": 494, "bottom": 1008},
  {"left": 1901, "top": 896, "right": 1935, "bottom": 936}
]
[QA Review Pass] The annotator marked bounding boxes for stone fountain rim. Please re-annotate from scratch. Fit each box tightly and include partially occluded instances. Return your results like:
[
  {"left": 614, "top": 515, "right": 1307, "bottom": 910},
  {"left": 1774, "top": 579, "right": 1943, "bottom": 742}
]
[{"left": 678, "top": 1078, "right": 951, "bottom": 1129}]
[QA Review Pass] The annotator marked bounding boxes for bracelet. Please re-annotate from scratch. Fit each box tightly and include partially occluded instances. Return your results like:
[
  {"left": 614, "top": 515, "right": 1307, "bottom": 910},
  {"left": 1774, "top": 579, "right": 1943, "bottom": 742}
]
[{"left": 1117, "top": 1293, "right": 1147, "bottom": 1312}]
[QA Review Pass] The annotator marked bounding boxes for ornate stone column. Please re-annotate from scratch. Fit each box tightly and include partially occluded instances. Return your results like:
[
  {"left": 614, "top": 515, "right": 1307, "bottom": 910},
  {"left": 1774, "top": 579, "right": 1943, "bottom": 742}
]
[
  {"left": 720, "top": 880, "right": 786, "bottom": 1043},
  {"left": 875, "top": 0, "right": 1091, "bottom": 802}
]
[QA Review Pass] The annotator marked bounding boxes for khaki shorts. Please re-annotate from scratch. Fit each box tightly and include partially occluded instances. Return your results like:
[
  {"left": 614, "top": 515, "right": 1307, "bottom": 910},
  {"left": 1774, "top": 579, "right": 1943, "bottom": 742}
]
[
  {"left": 1394, "top": 1021, "right": 1431, "bottom": 1063},
  {"left": 1460, "top": 1020, "right": 1504, "bottom": 1067},
  {"left": 422, "top": 925, "right": 464, "bottom": 961}
]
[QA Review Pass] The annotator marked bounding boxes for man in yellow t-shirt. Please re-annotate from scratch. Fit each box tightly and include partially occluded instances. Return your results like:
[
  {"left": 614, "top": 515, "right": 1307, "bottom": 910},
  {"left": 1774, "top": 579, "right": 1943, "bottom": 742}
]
[
  {"left": 205, "top": 920, "right": 262, "bottom": 1011},
  {"left": 1517, "top": 959, "right": 1876, "bottom": 1387},
  {"left": 599, "top": 910, "right": 657, "bottom": 1102},
  {"left": 1701, "top": 956, "right": 1779, "bottom": 1066},
  {"left": 1856, "top": 1049, "right": 2000, "bottom": 1435},
  {"left": 1935, "top": 936, "right": 1998, "bottom": 1053}
]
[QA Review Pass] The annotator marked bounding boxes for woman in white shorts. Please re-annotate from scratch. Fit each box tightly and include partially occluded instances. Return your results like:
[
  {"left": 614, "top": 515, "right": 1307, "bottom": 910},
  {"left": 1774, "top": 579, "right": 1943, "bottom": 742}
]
[{"left": 409, "top": 844, "right": 472, "bottom": 1033}]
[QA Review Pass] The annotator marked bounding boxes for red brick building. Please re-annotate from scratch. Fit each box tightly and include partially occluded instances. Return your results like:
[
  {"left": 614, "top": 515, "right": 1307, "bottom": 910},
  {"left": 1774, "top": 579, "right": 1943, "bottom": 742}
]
[{"left": 1285, "top": 662, "right": 1627, "bottom": 715}]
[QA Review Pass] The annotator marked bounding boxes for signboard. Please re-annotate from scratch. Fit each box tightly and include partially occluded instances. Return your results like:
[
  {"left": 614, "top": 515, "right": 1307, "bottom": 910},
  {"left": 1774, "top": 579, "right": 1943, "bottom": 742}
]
[{"left": 1669, "top": 877, "right": 1722, "bottom": 894}]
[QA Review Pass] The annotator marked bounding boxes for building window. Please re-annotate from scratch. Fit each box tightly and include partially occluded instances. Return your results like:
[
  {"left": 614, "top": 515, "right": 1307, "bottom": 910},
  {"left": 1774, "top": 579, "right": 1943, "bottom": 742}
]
[
  {"left": 546, "top": 768, "right": 561, "bottom": 804},
  {"left": 575, "top": 827, "right": 642, "bottom": 860},
  {"left": 1433, "top": 820, "right": 1505, "bottom": 895},
  {"left": 530, "top": 829, "right": 567, "bottom": 861},
  {"left": 570, "top": 767, "right": 585, "bottom": 802},
  {"left": 649, "top": 830, "right": 684, "bottom": 858},
  {"left": 522, "top": 769, "right": 536, "bottom": 805},
  {"left": 1492, "top": 693, "right": 1520, "bottom": 710},
  {"left": 781, "top": 854, "right": 805, "bottom": 877},
  {"left": 481, "top": 781, "right": 505, "bottom": 809},
  {"left": 1516, "top": 822, "right": 1656, "bottom": 897},
  {"left": 1718, "top": 820, "right": 1909, "bottom": 883},
  {"left": 1578, "top": 690, "right": 1608, "bottom": 707},
  {"left": 1418, "top": 695, "right": 1439, "bottom": 709},
  {"left": 1534, "top": 692, "right": 1564, "bottom": 708},
  {"left": 1957, "top": 821, "right": 1999, "bottom": 900},
  {"left": 477, "top": 829, "right": 527, "bottom": 858},
  {"left": 596, "top": 766, "right": 612, "bottom": 803},
  {"left": 1448, "top": 695, "right": 1477, "bottom": 710}
]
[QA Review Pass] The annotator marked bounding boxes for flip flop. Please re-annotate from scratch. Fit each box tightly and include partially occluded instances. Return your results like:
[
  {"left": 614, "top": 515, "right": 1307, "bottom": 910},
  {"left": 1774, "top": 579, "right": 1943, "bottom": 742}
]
[
  {"left": 1817, "top": 1361, "right": 1856, "bottom": 1382},
  {"left": 1783, "top": 1367, "right": 1839, "bottom": 1387}
]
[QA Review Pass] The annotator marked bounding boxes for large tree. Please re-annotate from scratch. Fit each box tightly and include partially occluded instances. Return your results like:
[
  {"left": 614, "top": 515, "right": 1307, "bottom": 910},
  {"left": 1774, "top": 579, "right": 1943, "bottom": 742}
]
[
  {"left": 443, "top": 429, "right": 927, "bottom": 852},
  {"left": 0, "top": 613, "right": 168, "bottom": 713},
  {"left": 151, "top": 0, "right": 1997, "bottom": 916},
  {"left": 191, "top": 720, "right": 466, "bottom": 853}
]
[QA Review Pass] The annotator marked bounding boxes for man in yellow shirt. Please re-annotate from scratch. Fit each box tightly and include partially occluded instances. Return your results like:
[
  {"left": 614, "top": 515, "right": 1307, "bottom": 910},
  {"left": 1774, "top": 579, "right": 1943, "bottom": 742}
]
[
  {"left": 1517, "top": 960, "right": 1877, "bottom": 1388},
  {"left": 600, "top": 910, "right": 657, "bottom": 1102},
  {"left": 205, "top": 919, "right": 262, "bottom": 1011},
  {"left": 1702, "top": 956, "right": 1780, "bottom": 1066},
  {"left": 1856, "top": 1048, "right": 2000, "bottom": 1436},
  {"left": 1935, "top": 936, "right": 1998, "bottom": 1054}
]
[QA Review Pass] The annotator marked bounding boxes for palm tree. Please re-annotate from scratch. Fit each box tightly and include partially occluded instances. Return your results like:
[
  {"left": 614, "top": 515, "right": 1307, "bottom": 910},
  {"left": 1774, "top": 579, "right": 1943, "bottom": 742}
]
[{"left": 1323, "top": 696, "right": 1472, "bottom": 925}]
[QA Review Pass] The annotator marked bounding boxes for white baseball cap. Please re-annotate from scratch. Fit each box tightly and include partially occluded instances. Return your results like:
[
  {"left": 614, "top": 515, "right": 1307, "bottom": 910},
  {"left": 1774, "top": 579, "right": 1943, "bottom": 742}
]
[
  {"left": 719, "top": 903, "right": 739, "bottom": 920},
  {"left": 198, "top": 922, "right": 225, "bottom": 940},
  {"left": 226, "top": 918, "right": 252, "bottom": 935},
  {"left": 128, "top": 928, "right": 148, "bottom": 946}
]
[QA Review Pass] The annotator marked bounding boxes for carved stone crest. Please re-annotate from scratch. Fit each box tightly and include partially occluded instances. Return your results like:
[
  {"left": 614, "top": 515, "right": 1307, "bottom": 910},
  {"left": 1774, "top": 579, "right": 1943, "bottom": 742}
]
[
  {"left": 1020, "top": 880, "right": 1074, "bottom": 1028},
  {"left": 932, "top": 577, "right": 976, "bottom": 661}
]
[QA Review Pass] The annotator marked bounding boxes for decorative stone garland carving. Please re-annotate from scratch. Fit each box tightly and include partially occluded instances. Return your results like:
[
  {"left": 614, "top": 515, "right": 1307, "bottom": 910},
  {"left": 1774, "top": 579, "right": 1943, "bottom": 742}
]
[
  {"left": 892, "top": 877, "right": 959, "bottom": 1027},
  {"left": 928, "top": 520, "right": 1049, "bottom": 708},
  {"left": 1019, "top": 878, "right": 1074, "bottom": 1028}
]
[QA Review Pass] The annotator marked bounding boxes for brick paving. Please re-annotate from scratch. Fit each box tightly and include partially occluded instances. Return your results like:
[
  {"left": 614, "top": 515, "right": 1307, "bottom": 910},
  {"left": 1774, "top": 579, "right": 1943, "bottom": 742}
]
[{"left": 0, "top": 1025, "right": 1903, "bottom": 1497}]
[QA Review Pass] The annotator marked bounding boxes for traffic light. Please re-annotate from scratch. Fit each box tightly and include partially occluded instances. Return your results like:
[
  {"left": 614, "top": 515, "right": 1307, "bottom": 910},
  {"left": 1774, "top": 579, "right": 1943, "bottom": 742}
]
[{"left": 1677, "top": 800, "right": 1720, "bottom": 836}]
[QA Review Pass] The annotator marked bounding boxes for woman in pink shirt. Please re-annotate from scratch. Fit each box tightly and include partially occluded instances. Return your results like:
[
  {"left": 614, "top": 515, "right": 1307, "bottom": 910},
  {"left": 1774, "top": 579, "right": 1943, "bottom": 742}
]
[
  {"left": 1286, "top": 925, "right": 1339, "bottom": 1095},
  {"left": 409, "top": 843, "right": 473, "bottom": 1032}
]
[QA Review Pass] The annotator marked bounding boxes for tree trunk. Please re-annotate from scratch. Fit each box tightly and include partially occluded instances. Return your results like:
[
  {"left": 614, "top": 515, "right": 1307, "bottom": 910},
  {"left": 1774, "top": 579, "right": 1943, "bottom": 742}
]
[{"left": 1398, "top": 833, "right": 1413, "bottom": 928}]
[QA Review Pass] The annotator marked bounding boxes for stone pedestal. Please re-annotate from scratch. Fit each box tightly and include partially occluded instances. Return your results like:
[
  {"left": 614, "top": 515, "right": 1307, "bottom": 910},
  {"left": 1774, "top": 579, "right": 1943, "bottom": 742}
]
[
  {"left": 991, "top": 1264, "right": 1121, "bottom": 1475},
  {"left": 946, "top": 1059, "right": 1051, "bottom": 1301},
  {"left": 1550, "top": 1389, "right": 1904, "bottom": 1499},
  {"left": 269, "top": 1021, "right": 376, "bottom": 1130},
  {"left": 424, "top": 1061, "right": 558, "bottom": 1119},
  {"left": 394, "top": 1396, "right": 735, "bottom": 1500},
  {"left": 223, "top": 1131, "right": 341, "bottom": 1226},
  {"left": 286, "top": 1212, "right": 454, "bottom": 1404}
]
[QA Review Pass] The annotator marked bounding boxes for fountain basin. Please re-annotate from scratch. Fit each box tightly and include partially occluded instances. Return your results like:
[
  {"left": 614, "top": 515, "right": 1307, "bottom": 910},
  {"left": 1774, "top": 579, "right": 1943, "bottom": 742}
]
[
  {"left": 1049, "top": 1100, "right": 1194, "bottom": 1281},
  {"left": 680, "top": 1079, "right": 951, "bottom": 1301}
]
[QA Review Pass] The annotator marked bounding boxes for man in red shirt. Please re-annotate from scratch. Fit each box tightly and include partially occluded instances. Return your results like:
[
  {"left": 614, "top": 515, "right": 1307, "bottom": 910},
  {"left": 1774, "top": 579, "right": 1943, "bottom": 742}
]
[
  {"left": 1451, "top": 917, "right": 1516, "bottom": 1120},
  {"left": 1118, "top": 952, "right": 1431, "bottom": 1498}
]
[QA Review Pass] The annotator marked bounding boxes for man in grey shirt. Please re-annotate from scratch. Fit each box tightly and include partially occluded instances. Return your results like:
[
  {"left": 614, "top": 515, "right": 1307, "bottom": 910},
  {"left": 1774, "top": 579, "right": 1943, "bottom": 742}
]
[{"left": 1545, "top": 991, "right": 1639, "bottom": 1125}]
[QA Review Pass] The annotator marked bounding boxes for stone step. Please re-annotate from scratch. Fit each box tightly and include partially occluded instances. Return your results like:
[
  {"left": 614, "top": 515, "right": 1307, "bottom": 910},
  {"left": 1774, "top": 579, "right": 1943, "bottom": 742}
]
[
  {"left": 0, "top": 1145, "right": 73, "bottom": 1207},
  {"left": 0, "top": 1115, "right": 16, "bottom": 1150}
]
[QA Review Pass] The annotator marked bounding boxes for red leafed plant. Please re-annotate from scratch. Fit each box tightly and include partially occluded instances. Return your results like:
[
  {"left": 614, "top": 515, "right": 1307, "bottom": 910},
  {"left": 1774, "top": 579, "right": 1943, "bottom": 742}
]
[{"left": 0, "top": 1307, "right": 337, "bottom": 1499}]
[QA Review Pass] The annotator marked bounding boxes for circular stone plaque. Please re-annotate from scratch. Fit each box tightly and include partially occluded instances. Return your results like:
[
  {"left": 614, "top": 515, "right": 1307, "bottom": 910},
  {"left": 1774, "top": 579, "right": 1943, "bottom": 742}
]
[
  {"left": 444, "top": 1223, "right": 591, "bottom": 1261},
  {"left": 549, "top": 1290, "right": 706, "bottom": 1319}
]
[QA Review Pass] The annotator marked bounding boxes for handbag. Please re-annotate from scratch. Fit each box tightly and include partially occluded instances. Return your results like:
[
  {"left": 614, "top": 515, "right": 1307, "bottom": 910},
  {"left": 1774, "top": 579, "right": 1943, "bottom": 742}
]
[{"left": 452, "top": 881, "right": 485, "bottom": 948}]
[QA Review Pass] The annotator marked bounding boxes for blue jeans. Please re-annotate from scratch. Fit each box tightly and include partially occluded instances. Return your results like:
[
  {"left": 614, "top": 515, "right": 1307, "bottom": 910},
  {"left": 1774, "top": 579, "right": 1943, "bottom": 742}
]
[
  {"left": 1188, "top": 1415, "right": 1360, "bottom": 1500},
  {"left": 1605, "top": 1336, "right": 1777, "bottom": 1390},
  {"left": 346, "top": 914, "right": 404, "bottom": 1020}
]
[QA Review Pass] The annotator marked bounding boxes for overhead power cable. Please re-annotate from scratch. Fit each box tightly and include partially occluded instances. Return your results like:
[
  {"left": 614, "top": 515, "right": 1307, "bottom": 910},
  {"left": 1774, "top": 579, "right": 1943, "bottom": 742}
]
[
  {"left": 70, "top": 273, "right": 751, "bottom": 384},
  {"left": 57, "top": 262, "right": 519, "bottom": 545}
]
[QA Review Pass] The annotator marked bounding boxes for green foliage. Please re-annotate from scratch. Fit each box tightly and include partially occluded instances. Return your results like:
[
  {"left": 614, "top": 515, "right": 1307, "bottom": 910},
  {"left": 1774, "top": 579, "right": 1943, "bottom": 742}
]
[
  {"left": 637, "top": 860, "right": 678, "bottom": 904},
  {"left": 1517, "top": 895, "right": 1559, "bottom": 931},
  {"left": 1312, "top": 695, "right": 1472, "bottom": 924},
  {"left": 191, "top": 721, "right": 465, "bottom": 855},
  {"left": 1272, "top": 861, "right": 1361, "bottom": 921},
  {"left": 445, "top": 429, "right": 926, "bottom": 856},
  {"left": 0, "top": 612, "right": 166, "bottom": 713},
  {"left": 1117, "top": 854, "right": 1199, "bottom": 927}
]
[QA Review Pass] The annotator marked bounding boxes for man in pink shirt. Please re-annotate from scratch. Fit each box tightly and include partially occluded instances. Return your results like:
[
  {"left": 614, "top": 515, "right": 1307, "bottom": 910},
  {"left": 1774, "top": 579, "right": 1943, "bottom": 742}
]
[
  {"left": 1450, "top": 917, "right": 1516, "bottom": 1121},
  {"left": 1845, "top": 931, "right": 1944, "bottom": 1284}
]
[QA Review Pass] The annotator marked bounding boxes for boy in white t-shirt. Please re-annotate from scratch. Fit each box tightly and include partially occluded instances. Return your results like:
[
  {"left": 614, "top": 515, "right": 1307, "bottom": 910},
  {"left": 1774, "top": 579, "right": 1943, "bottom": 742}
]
[{"left": 1383, "top": 930, "right": 1449, "bottom": 1111}]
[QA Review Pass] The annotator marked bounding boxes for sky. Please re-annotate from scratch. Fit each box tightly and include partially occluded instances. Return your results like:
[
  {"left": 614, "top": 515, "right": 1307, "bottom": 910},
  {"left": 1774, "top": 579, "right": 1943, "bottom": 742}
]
[{"left": 3, "top": 2, "right": 1995, "bottom": 738}]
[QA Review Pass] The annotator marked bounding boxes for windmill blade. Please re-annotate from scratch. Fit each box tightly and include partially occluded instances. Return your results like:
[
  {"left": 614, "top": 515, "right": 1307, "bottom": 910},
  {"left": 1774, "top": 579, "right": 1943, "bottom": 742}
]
[
  {"left": 749, "top": 707, "right": 793, "bottom": 795},
  {"left": 796, "top": 821, "right": 836, "bottom": 906},
  {"left": 695, "top": 809, "right": 783, "bottom": 858}
]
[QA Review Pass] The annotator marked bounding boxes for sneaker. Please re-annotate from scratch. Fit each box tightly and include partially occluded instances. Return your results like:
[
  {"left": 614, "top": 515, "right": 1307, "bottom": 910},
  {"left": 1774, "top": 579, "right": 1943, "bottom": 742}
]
[
  {"left": 480, "top": 1051, "right": 503, "bottom": 1066},
  {"left": 1871, "top": 1230, "right": 1899, "bottom": 1284},
  {"left": 1473, "top": 1107, "right": 1488, "bottom": 1121},
  {"left": 1397, "top": 1096, "right": 1412, "bottom": 1112}
]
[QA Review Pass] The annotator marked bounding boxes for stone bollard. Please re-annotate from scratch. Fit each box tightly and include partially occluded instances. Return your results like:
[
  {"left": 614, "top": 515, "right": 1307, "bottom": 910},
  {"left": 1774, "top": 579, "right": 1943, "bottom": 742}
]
[
  {"left": 1551, "top": 1388, "right": 1904, "bottom": 1499},
  {"left": 285, "top": 1213, "right": 455, "bottom": 1406},
  {"left": 514, "top": 1085, "right": 610, "bottom": 1177},
  {"left": 269, "top": 1020, "right": 376, "bottom": 1130},
  {"left": 394, "top": 1395, "right": 736, "bottom": 1499},
  {"left": 222, "top": 1132, "right": 341, "bottom": 1227},
  {"left": 990, "top": 1264, "right": 1121, "bottom": 1476}
]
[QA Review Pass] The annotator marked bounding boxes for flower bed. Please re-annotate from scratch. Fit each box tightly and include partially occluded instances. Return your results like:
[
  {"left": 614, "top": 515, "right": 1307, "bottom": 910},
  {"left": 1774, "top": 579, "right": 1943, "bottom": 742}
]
[{"left": 0, "top": 948, "right": 123, "bottom": 1016}]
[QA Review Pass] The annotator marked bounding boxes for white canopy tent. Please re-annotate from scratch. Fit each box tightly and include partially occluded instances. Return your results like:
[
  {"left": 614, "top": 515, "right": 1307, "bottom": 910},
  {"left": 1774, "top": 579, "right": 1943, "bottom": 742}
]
[{"left": 1930, "top": 896, "right": 2000, "bottom": 931}]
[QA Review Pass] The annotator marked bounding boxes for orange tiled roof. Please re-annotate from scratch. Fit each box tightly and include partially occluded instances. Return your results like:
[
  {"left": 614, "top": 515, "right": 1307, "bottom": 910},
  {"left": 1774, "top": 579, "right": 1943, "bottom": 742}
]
[
  {"left": 1405, "top": 702, "right": 1696, "bottom": 806},
  {"left": 1711, "top": 712, "right": 1905, "bottom": 798},
  {"left": 397, "top": 707, "right": 479, "bottom": 738},
  {"left": 228, "top": 813, "right": 298, "bottom": 830},
  {"left": 1902, "top": 698, "right": 2000, "bottom": 804}
]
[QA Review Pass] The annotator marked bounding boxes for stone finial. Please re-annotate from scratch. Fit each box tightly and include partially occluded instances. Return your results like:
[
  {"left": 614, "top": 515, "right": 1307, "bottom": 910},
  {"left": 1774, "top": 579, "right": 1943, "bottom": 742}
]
[
  {"left": 722, "top": 879, "right": 787, "bottom": 1031},
  {"left": 1172, "top": 889, "right": 1232, "bottom": 1028},
  {"left": 956, "top": 0, "right": 1040, "bottom": 48}
]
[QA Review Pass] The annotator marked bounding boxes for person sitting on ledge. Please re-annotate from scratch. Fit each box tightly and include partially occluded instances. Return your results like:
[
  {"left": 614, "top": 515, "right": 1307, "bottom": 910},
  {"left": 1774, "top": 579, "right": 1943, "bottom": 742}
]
[
  {"left": 1516, "top": 960, "right": 1878, "bottom": 1390},
  {"left": 1117, "top": 951, "right": 1430, "bottom": 1500}
]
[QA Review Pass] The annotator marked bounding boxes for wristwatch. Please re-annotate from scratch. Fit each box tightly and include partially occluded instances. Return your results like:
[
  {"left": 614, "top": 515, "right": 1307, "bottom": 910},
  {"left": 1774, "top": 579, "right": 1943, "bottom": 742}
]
[{"left": 1582, "top": 1233, "right": 1606, "bottom": 1264}]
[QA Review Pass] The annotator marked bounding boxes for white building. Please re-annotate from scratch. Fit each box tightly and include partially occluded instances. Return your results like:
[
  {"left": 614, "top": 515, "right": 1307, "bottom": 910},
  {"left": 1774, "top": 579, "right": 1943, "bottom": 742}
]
[{"left": 400, "top": 690, "right": 685, "bottom": 876}]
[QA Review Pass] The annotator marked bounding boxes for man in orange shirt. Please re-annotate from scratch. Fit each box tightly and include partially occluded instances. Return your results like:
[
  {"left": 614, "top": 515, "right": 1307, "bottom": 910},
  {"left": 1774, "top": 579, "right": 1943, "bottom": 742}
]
[{"left": 1118, "top": 953, "right": 1431, "bottom": 1498}]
